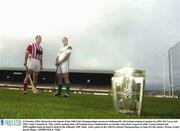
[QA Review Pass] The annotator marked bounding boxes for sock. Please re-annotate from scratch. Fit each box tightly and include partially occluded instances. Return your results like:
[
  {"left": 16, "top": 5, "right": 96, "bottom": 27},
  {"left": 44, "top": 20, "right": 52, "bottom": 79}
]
[
  {"left": 58, "top": 84, "right": 63, "bottom": 94},
  {"left": 65, "top": 81, "right": 71, "bottom": 95}
]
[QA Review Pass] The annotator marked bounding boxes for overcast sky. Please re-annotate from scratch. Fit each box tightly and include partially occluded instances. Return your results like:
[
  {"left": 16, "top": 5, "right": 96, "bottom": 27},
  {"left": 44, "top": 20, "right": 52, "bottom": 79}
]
[{"left": 0, "top": 0, "right": 180, "bottom": 88}]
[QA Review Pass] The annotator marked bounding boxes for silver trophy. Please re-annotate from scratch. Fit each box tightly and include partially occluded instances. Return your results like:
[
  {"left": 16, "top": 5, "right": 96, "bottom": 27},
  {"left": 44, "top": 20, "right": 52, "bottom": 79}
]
[{"left": 111, "top": 67, "right": 145, "bottom": 116}]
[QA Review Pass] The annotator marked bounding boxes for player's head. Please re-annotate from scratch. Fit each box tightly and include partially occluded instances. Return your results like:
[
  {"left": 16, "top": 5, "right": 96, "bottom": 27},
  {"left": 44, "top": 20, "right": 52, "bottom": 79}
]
[
  {"left": 62, "top": 37, "right": 68, "bottom": 46},
  {"left": 35, "top": 35, "right": 42, "bottom": 45}
]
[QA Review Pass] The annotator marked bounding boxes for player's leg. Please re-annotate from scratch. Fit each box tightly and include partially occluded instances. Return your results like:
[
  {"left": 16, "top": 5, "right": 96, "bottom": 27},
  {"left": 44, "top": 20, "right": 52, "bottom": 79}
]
[
  {"left": 58, "top": 74, "right": 63, "bottom": 95},
  {"left": 52, "top": 66, "right": 58, "bottom": 93},
  {"left": 22, "top": 72, "right": 29, "bottom": 94},
  {"left": 32, "top": 59, "right": 41, "bottom": 89},
  {"left": 33, "top": 71, "right": 38, "bottom": 88},
  {"left": 61, "top": 63, "right": 71, "bottom": 97},
  {"left": 27, "top": 59, "right": 40, "bottom": 94},
  {"left": 22, "top": 69, "right": 33, "bottom": 93},
  {"left": 54, "top": 66, "right": 63, "bottom": 96},
  {"left": 63, "top": 73, "right": 71, "bottom": 97},
  {"left": 22, "top": 59, "right": 33, "bottom": 94}
]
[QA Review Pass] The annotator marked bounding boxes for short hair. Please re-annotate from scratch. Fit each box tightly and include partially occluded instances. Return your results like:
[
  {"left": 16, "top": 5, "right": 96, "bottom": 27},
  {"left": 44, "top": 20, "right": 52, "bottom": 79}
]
[
  {"left": 63, "top": 37, "right": 68, "bottom": 41},
  {"left": 35, "top": 35, "right": 41, "bottom": 40}
]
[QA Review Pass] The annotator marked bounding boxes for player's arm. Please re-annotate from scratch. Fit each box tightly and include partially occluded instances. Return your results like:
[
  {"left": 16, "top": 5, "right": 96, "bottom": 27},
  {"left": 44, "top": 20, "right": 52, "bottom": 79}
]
[
  {"left": 24, "top": 44, "right": 32, "bottom": 66},
  {"left": 24, "top": 52, "right": 29, "bottom": 66},
  {"left": 55, "top": 56, "right": 59, "bottom": 66},
  {"left": 59, "top": 46, "right": 72, "bottom": 64},
  {"left": 40, "top": 49, "right": 43, "bottom": 70},
  {"left": 59, "top": 52, "right": 71, "bottom": 64},
  {"left": 40, "top": 58, "right": 43, "bottom": 70}
]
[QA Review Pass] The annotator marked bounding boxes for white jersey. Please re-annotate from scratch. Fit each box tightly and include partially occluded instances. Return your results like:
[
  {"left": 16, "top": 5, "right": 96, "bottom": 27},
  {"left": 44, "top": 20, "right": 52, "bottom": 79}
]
[{"left": 57, "top": 45, "right": 72, "bottom": 74}]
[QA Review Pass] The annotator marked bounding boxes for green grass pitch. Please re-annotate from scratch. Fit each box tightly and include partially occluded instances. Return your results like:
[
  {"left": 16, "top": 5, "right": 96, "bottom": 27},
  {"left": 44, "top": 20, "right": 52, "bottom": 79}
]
[{"left": 0, "top": 88, "right": 180, "bottom": 119}]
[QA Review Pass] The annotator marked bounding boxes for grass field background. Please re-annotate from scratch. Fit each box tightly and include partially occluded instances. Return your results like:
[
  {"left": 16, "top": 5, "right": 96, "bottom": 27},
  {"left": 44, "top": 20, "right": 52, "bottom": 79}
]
[{"left": 0, "top": 88, "right": 180, "bottom": 119}]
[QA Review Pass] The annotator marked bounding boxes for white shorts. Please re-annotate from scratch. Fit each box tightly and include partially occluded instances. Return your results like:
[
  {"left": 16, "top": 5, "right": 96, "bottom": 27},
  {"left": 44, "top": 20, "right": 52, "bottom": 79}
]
[
  {"left": 57, "top": 63, "right": 69, "bottom": 74},
  {"left": 27, "top": 58, "right": 41, "bottom": 72}
]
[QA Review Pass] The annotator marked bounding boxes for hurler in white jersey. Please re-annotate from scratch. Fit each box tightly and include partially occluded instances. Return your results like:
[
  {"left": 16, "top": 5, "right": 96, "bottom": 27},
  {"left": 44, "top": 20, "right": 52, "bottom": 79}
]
[{"left": 54, "top": 37, "right": 72, "bottom": 97}]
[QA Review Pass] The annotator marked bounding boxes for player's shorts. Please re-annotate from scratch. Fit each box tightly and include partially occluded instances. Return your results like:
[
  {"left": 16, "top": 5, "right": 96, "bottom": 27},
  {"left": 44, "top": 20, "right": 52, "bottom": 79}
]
[
  {"left": 27, "top": 58, "right": 41, "bottom": 72},
  {"left": 57, "top": 63, "right": 69, "bottom": 74}
]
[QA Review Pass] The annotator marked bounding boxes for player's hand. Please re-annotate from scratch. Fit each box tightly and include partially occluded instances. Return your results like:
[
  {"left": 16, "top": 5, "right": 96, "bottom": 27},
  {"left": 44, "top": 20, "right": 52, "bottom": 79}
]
[
  {"left": 59, "top": 61, "right": 62, "bottom": 64},
  {"left": 55, "top": 62, "right": 59, "bottom": 67}
]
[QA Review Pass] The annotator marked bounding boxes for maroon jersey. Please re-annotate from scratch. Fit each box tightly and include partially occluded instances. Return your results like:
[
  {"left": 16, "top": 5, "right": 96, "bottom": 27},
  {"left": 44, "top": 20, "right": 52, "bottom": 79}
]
[{"left": 26, "top": 43, "right": 43, "bottom": 60}]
